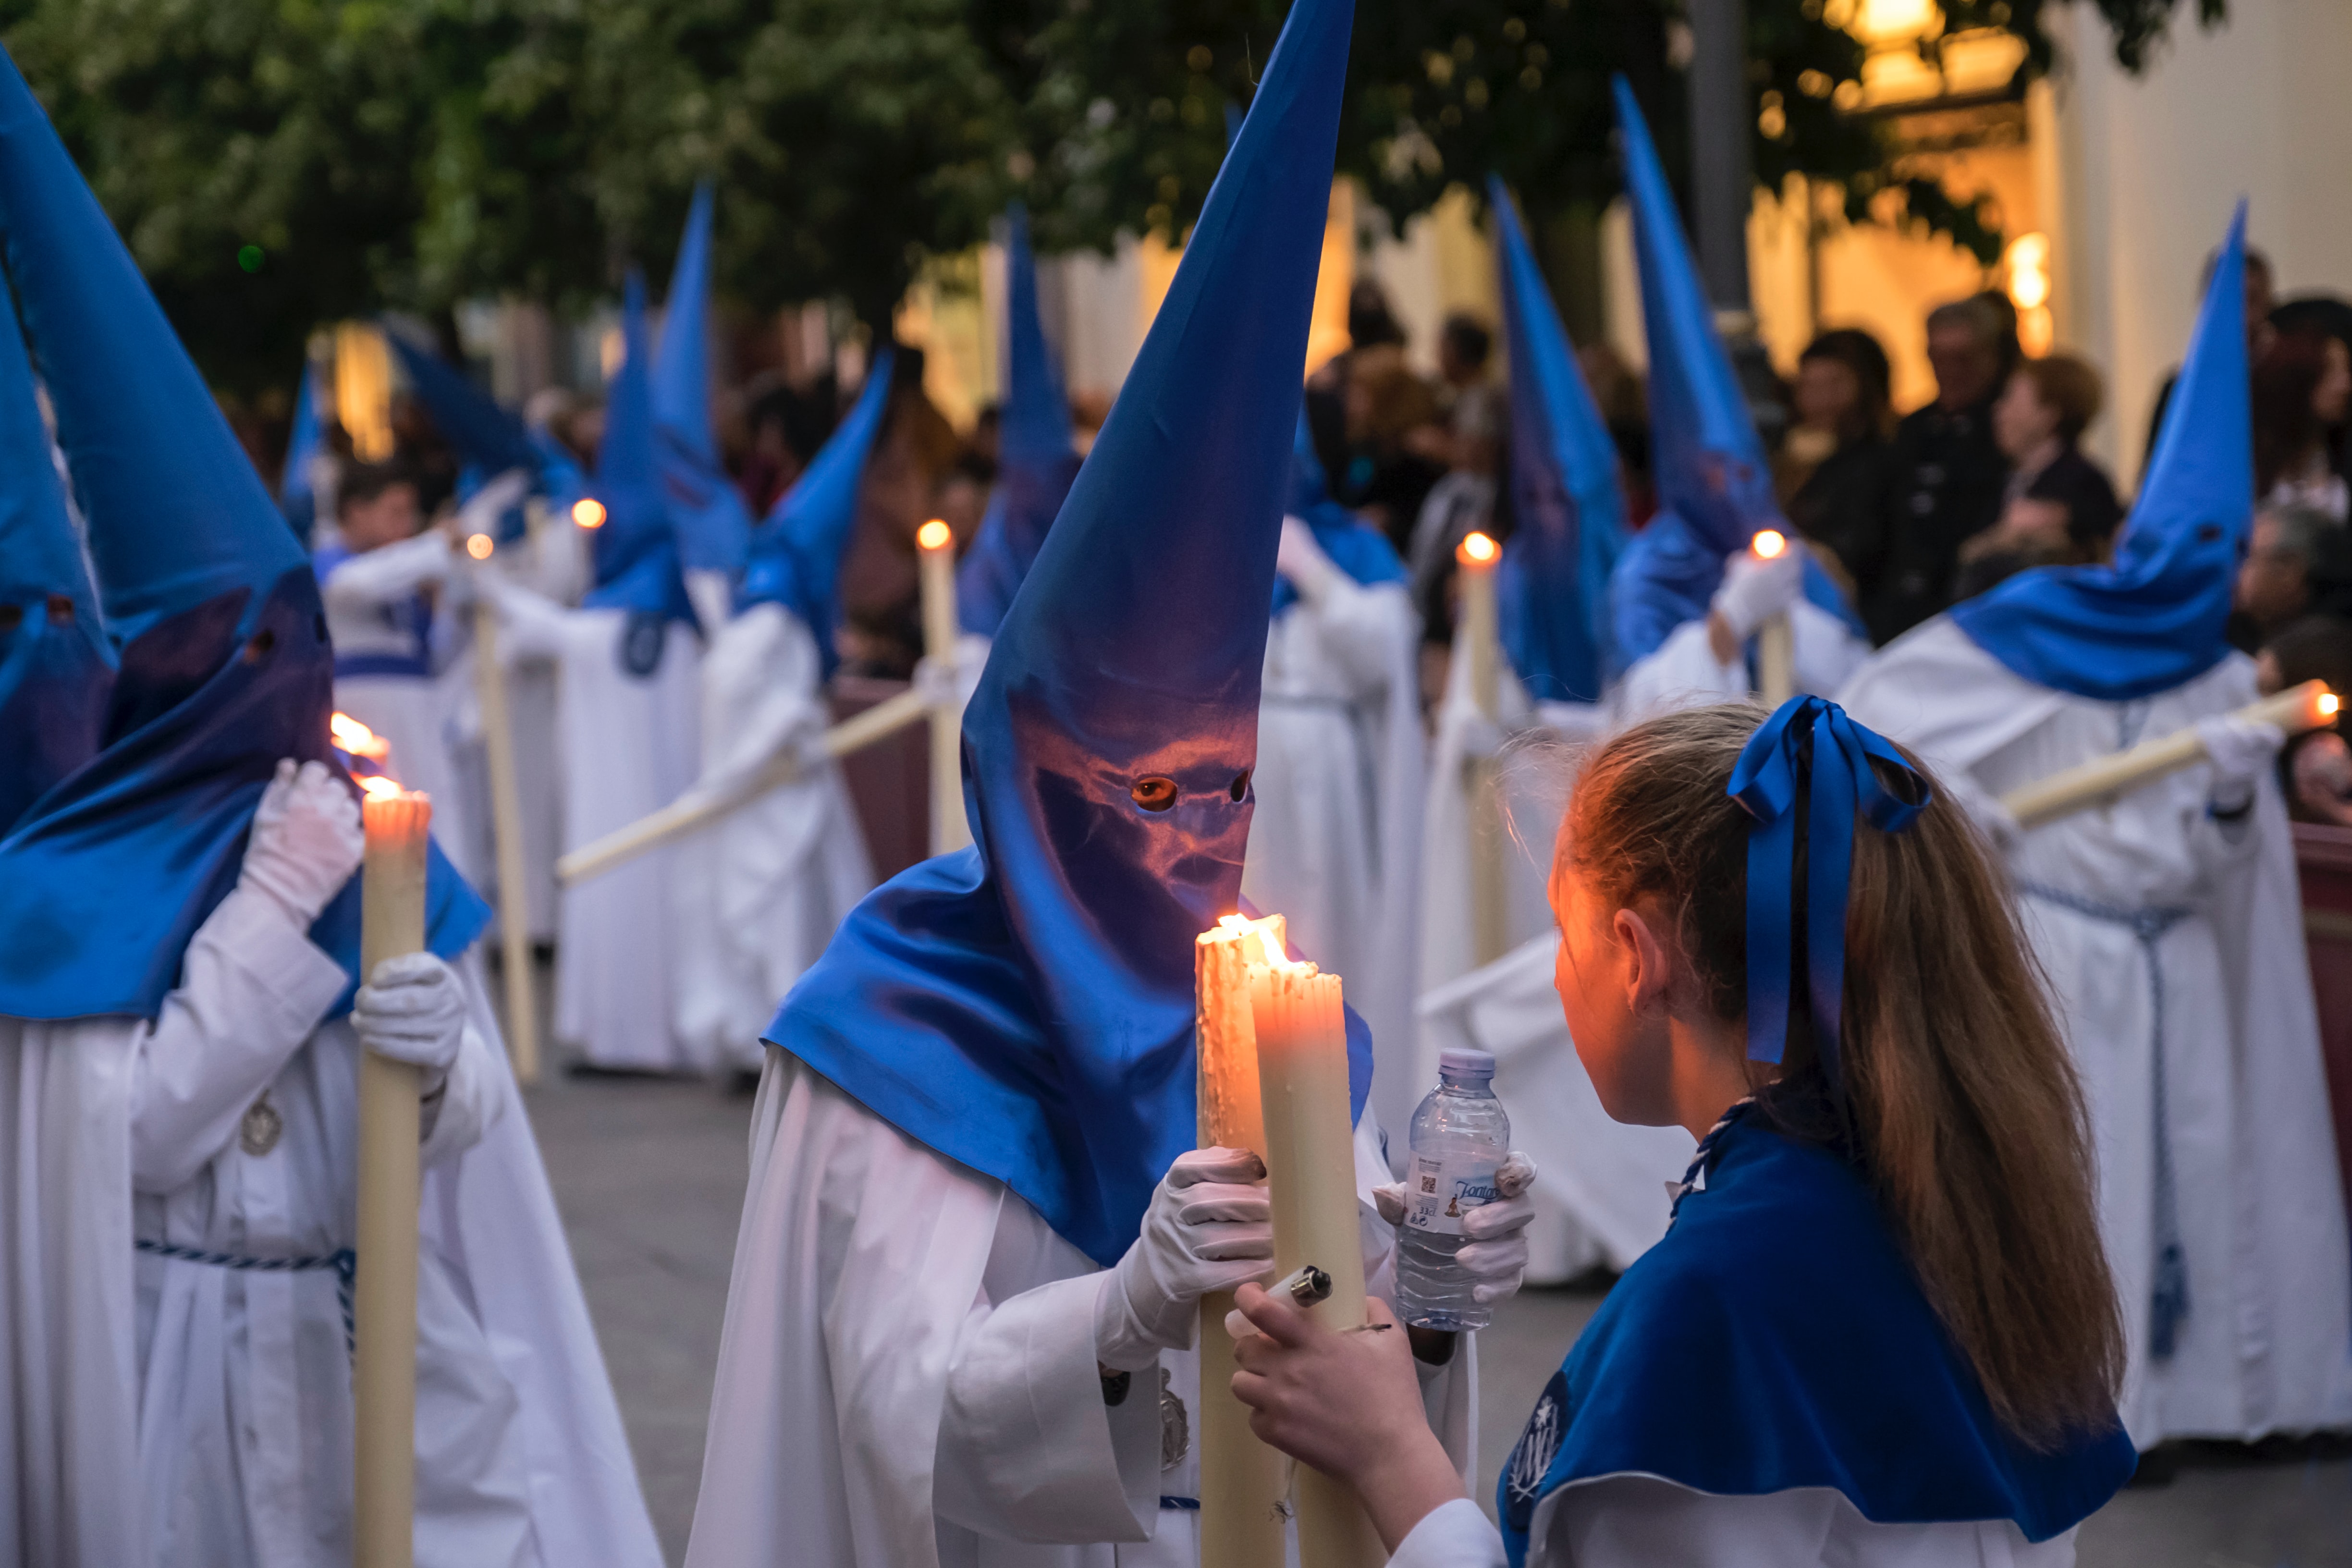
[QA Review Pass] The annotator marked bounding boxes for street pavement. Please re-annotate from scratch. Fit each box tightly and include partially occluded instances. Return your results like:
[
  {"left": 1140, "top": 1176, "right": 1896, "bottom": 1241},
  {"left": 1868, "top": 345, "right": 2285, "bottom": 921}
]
[{"left": 523, "top": 1069, "right": 2352, "bottom": 1567}]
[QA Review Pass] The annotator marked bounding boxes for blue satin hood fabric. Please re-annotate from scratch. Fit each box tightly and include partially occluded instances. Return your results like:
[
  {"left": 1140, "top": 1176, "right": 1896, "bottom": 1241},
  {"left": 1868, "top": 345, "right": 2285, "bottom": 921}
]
[
  {"left": 960, "top": 204, "right": 1082, "bottom": 638},
  {"left": 762, "top": 0, "right": 1363, "bottom": 1269},
  {"left": 278, "top": 361, "right": 326, "bottom": 539},
  {"left": 382, "top": 330, "right": 567, "bottom": 542},
  {"left": 585, "top": 273, "right": 699, "bottom": 630},
  {"left": 1497, "top": 1119, "right": 2134, "bottom": 1562},
  {"left": 1950, "top": 206, "right": 2251, "bottom": 702},
  {"left": 738, "top": 348, "right": 895, "bottom": 678},
  {"left": 1488, "top": 176, "right": 1626, "bottom": 702},
  {"left": 1605, "top": 77, "right": 1860, "bottom": 673},
  {"left": 1275, "top": 414, "right": 1407, "bottom": 617},
  {"left": 655, "top": 184, "right": 755, "bottom": 576},
  {"left": 0, "top": 45, "right": 484, "bottom": 1022}
]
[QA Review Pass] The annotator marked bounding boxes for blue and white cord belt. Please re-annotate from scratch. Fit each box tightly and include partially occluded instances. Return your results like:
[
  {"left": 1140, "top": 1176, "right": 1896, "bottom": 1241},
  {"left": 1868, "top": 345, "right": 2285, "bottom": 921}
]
[
  {"left": 2021, "top": 882, "right": 2193, "bottom": 1360},
  {"left": 135, "top": 1238, "right": 358, "bottom": 1354}
]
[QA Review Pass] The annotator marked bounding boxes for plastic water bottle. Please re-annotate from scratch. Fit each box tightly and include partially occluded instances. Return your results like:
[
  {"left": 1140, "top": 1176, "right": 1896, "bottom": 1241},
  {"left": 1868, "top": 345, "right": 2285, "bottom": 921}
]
[{"left": 1395, "top": 1048, "right": 1511, "bottom": 1331}]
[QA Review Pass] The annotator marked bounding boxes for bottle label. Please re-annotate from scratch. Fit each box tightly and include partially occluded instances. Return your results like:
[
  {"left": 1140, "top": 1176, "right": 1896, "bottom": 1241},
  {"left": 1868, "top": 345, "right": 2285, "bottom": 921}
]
[{"left": 1405, "top": 1152, "right": 1501, "bottom": 1237}]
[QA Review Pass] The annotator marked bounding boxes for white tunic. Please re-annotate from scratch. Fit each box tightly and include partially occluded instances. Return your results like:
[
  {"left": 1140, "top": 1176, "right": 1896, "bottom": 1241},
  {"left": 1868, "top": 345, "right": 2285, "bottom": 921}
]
[
  {"left": 672, "top": 602, "right": 875, "bottom": 1072},
  {"left": 1838, "top": 617, "right": 2352, "bottom": 1446},
  {"left": 686, "top": 1053, "right": 1474, "bottom": 1568},
  {"left": 0, "top": 887, "right": 662, "bottom": 1568},
  {"left": 1242, "top": 577, "right": 1425, "bottom": 1138},
  {"left": 496, "top": 586, "right": 705, "bottom": 1072},
  {"left": 1611, "top": 599, "right": 1869, "bottom": 724}
]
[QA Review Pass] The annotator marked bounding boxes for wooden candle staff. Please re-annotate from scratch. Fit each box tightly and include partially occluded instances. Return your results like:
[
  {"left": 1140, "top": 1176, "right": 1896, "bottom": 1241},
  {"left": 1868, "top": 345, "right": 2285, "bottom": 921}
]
[
  {"left": 1751, "top": 529, "right": 1795, "bottom": 707},
  {"left": 918, "top": 519, "right": 972, "bottom": 857},
  {"left": 471, "top": 566, "right": 539, "bottom": 1083},
  {"left": 355, "top": 783, "right": 429, "bottom": 1568},
  {"left": 1455, "top": 532, "right": 1509, "bottom": 968},
  {"left": 1999, "top": 680, "right": 2341, "bottom": 830}
]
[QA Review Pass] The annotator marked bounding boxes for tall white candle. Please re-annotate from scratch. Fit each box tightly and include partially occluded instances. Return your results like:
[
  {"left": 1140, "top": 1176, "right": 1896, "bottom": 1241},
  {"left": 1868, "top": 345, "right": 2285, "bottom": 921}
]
[
  {"left": 1455, "top": 532, "right": 1508, "bottom": 966},
  {"left": 917, "top": 519, "right": 971, "bottom": 857},
  {"left": 1750, "top": 529, "right": 1795, "bottom": 707}
]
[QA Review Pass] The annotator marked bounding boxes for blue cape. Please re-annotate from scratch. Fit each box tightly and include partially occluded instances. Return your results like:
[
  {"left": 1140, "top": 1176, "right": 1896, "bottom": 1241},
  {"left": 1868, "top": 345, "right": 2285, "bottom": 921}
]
[
  {"left": 278, "top": 361, "right": 326, "bottom": 539},
  {"left": 1498, "top": 1119, "right": 2134, "bottom": 1561},
  {"left": 760, "top": 0, "right": 1360, "bottom": 1269},
  {"left": 1278, "top": 414, "right": 1406, "bottom": 617},
  {"left": 1949, "top": 205, "right": 2251, "bottom": 702}
]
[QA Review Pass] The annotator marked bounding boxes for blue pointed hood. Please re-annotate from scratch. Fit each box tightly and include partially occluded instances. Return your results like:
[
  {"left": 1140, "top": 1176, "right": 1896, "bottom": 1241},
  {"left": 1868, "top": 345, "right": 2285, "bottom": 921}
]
[
  {"left": 383, "top": 330, "right": 540, "bottom": 481},
  {"left": 279, "top": 360, "right": 327, "bottom": 539},
  {"left": 585, "top": 273, "right": 698, "bottom": 630},
  {"left": 0, "top": 273, "right": 111, "bottom": 831},
  {"left": 738, "top": 347, "right": 894, "bottom": 675},
  {"left": 1951, "top": 206, "right": 2252, "bottom": 700},
  {"left": 0, "top": 42, "right": 484, "bottom": 1020},
  {"left": 959, "top": 203, "right": 1083, "bottom": 637},
  {"left": 764, "top": 0, "right": 1370, "bottom": 1269},
  {"left": 655, "top": 184, "right": 755, "bottom": 576},
  {"left": 1605, "top": 77, "right": 1857, "bottom": 674},
  {"left": 1276, "top": 410, "right": 1405, "bottom": 616},
  {"left": 1488, "top": 176, "right": 1627, "bottom": 703}
]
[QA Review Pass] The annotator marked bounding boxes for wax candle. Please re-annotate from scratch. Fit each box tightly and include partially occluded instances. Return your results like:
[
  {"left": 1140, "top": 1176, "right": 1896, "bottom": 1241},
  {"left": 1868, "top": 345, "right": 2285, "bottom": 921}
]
[
  {"left": 917, "top": 519, "right": 971, "bottom": 856},
  {"left": 1454, "top": 531, "right": 1500, "bottom": 719},
  {"left": 470, "top": 595, "right": 539, "bottom": 1083},
  {"left": 1453, "top": 532, "right": 1509, "bottom": 967},
  {"left": 355, "top": 785, "right": 429, "bottom": 1568},
  {"left": 1751, "top": 529, "right": 1795, "bottom": 706}
]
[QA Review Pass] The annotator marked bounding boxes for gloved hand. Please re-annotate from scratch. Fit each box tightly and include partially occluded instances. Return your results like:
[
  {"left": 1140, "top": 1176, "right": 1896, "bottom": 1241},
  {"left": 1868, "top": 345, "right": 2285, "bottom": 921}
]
[
  {"left": 1095, "top": 1147, "right": 1274, "bottom": 1371},
  {"left": 2196, "top": 715, "right": 2287, "bottom": 810},
  {"left": 1709, "top": 538, "right": 1805, "bottom": 641},
  {"left": 1939, "top": 773, "right": 2022, "bottom": 857},
  {"left": 352, "top": 952, "right": 469, "bottom": 1078},
  {"left": 1374, "top": 1150, "right": 1540, "bottom": 1307},
  {"left": 454, "top": 468, "right": 531, "bottom": 543},
  {"left": 1276, "top": 516, "right": 1342, "bottom": 603},
  {"left": 240, "top": 759, "right": 364, "bottom": 928}
]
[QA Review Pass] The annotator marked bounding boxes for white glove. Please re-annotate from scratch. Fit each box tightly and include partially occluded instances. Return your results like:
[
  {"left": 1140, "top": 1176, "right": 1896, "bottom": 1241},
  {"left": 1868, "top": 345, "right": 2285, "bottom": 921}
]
[
  {"left": 2196, "top": 715, "right": 2286, "bottom": 809},
  {"left": 352, "top": 952, "right": 469, "bottom": 1078},
  {"left": 1276, "top": 516, "right": 1342, "bottom": 603},
  {"left": 454, "top": 468, "right": 531, "bottom": 543},
  {"left": 1095, "top": 1147, "right": 1274, "bottom": 1371},
  {"left": 1709, "top": 539, "right": 1805, "bottom": 640},
  {"left": 1373, "top": 1150, "right": 1539, "bottom": 1307},
  {"left": 240, "top": 759, "right": 364, "bottom": 928}
]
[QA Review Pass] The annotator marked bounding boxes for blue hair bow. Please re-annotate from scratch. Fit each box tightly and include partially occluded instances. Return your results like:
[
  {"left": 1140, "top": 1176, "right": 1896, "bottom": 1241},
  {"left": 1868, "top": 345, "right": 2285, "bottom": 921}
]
[{"left": 1727, "top": 696, "right": 1933, "bottom": 1086}]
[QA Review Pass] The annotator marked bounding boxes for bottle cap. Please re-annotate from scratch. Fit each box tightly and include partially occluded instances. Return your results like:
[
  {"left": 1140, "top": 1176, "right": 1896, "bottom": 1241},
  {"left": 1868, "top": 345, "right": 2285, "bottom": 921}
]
[{"left": 1438, "top": 1048, "right": 1496, "bottom": 1080}]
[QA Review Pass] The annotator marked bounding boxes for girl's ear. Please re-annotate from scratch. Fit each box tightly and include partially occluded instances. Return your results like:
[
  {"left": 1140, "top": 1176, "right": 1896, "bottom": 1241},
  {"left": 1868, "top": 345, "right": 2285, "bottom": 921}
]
[{"left": 1614, "top": 904, "right": 1675, "bottom": 1018}]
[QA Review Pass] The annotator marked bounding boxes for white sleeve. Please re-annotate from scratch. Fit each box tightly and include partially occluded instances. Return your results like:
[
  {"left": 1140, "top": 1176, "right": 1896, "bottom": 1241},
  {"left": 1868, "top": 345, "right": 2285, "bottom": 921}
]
[
  {"left": 319, "top": 531, "right": 453, "bottom": 612},
  {"left": 487, "top": 578, "right": 572, "bottom": 665},
  {"left": 126, "top": 886, "right": 353, "bottom": 1193},
  {"left": 1790, "top": 600, "right": 1874, "bottom": 699},
  {"left": 1612, "top": 619, "right": 1747, "bottom": 724},
  {"left": 416, "top": 1019, "right": 503, "bottom": 1168},
  {"left": 1386, "top": 1496, "right": 1507, "bottom": 1568},
  {"left": 1297, "top": 578, "right": 1421, "bottom": 694},
  {"left": 933, "top": 1268, "right": 1162, "bottom": 1544}
]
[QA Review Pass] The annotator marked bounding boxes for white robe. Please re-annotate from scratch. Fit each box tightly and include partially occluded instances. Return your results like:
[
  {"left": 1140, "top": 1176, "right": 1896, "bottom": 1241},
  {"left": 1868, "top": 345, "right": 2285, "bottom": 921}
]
[
  {"left": 673, "top": 602, "right": 875, "bottom": 1073},
  {"left": 0, "top": 885, "right": 661, "bottom": 1568},
  {"left": 1838, "top": 617, "right": 2352, "bottom": 1446},
  {"left": 686, "top": 1052, "right": 1474, "bottom": 1568},
  {"left": 1611, "top": 599, "right": 1869, "bottom": 725},
  {"left": 496, "top": 587, "right": 705, "bottom": 1072},
  {"left": 1242, "top": 577, "right": 1425, "bottom": 1139}
]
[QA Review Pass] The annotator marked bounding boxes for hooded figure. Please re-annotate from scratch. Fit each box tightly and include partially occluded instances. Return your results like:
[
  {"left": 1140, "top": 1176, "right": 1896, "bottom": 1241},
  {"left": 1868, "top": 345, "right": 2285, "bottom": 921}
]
[
  {"left": 957, "top": 202, "right": 1083, "bottom": 639},
  {"left": 1604, "top": 78, "right": 1870, "bottom": 721},
  {"left": 683, "top": 0, "right": 1524, "bottom": 1560},
  {"left": 487, "top": 275, "right": 705, "bottom": 1071},
  {"left": 1240, "top": 413, "right": 1423, "bottom": 1138},
  {"left": 670, "top": 355, "right": 895, "bottom": 1074},
  {"left": 1840, "top": 206, "right": 2352, "bottom": 1446},
  {"left": 278, "top": 358, "right": 328, "bottom": 541},
  {"left": 654, "top": 184, "right": 756, "bottom": 616},
  {"left": 0, "top": 43, "right": 659, "bottom": 1568}
]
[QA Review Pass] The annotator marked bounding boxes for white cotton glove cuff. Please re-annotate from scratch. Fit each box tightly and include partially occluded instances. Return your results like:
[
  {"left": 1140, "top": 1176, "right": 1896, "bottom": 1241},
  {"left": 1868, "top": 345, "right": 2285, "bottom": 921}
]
[
  {"left": 1374, "top": 1150, "right": 1539, "bottom": 1310},
  {"left": 352, "top": 952, "right": 470, "bottom": 1078},
  {"left": 239, "top": 759, "right": 366, "bottom": 929},
  {"left": 1276, "top": 516, "right": 1344, "bottom": 605},
  {"left": 1709, "top": 543, "right": 1805, "bottom": 641},
  {"left": 2197, "top": 715, "right": 2286, "bottom": 810},
  {"left": 1093, "top": 1147, "right": 1274, "bottom": 1371}
]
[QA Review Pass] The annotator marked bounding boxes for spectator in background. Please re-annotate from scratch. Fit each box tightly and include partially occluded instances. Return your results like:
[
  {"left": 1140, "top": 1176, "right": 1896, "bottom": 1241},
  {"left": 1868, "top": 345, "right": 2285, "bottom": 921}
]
[
  {"left": 740, "top": 371, "right": 841, "bottom": 516},
  {"left": 2145, "top": 245, "right": 2277, "bottom": 476},
  {"left": 2235, "top": 501, "right": 2352, "bottom": 646},
  {"left": 837, "top": 347, "right": 960, "bottom": 677},
  {"left": 1974, "top": 288, "right": 2025, "bottom": 383},
  {"left": 1406, "top": 314, "right": 1504, "bottom": 664},
  {"left": 2254, "top": 613, "right": 2352, "bottom": 825},
  {"left": 1779, "top": 327, "right": 1894, "bottom": 597},
  {"left": 1343, "top": 352, "right": 1447, "bottom": 553},
  {"left": 1304, "top": 279, "right": 1409, "bottom": 489},
  {"left": 2254, "top": 328, "right": 2352, "bottom": 521},
  {"left": 1579, "top": 341, "right": 1652, "bottom": 522},
  {"left": 1953, "top": 352, "right": 2123, "bottom": 602},
  {"left": 1854, "top": 296, "right": 2012, "bottom": 643}
]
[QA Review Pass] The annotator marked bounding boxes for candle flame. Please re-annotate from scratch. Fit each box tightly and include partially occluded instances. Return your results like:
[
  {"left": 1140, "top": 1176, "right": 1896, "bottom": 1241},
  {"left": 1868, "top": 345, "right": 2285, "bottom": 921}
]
[
  {"left": 466, "top": 532, "right": 495, "bottom": 560},
  {"left": 358, "top": 774, "right": 407, "bottom": 802},
  {"left": 2322, "top": 691, "right": 2342, "bottom": 719},
  {"left": 1213, "top": 911, "right": 1309, "bottom": 973},
  {"left": 1457, "top": 531, "right": 1498, "bottom": 566},
  {"left": 330, "top": 711, "right": 391, "bottom": 761},
  {"left": 572, "top": 497, "right": 608, "bottom": 529},
  {"left": 1752, "top": 528, "right": 1788, "bottom": 560},
  {"left": 917, "top": 519, "right": 953, "bottom": 553}
]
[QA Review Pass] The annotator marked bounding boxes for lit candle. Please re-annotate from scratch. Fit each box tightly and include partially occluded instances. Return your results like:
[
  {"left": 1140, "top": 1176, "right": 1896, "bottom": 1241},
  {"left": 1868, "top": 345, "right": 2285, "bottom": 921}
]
[
  {"left": 1195, "top": 915, "right": 1289, "bottom": 1568},
  {"left": 355, "top": 783, "right": 429, "bottom": 1568},
  {"left": 571, "top": 496, "right": 607, "bottom": 530},
  {"left": 1453, "top": 532, "right": 1507, "bottom": 967},
  {"left": 1454, "top": 531, "right": 1500, "bottom": 719},
  {"left": 1750, "top": 528, "right": 1795, "bottom": 706},
  {"left": 917, "top": 519, "right": 971, "bottom": 856}
]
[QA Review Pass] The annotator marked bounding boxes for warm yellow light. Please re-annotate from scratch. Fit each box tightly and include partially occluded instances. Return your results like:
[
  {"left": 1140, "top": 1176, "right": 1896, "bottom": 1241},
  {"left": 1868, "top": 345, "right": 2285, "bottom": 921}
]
[
  {"left": 1214, "top": 910, "right": 1303, "bottom": 973},
  {"left": 1752, "top": 528, "right": 1788, "bottom": 560},
  {"left": 330, "top": 711, "right": 391, "bottom": 761},
  {"left": 465, "top": 532, "right": 495, "bottom": 561},
  {"left": 358, "top": 774, "right": 407, "bottom": 802},
  {"left": 1457, "top": 531, "right": 1498, "bottom": 566},
  {"left": 917, "top": 518, "right": 953, "bottom": 553},
  {"left": 2322, "top": 692, "right": 2342, "bottom": 719},
  {"left": 2006, "top": 232, "right": 2051, "bottom": 312},
  {"left": 572, "top": 498, "right": 607, "bottom": 530}
]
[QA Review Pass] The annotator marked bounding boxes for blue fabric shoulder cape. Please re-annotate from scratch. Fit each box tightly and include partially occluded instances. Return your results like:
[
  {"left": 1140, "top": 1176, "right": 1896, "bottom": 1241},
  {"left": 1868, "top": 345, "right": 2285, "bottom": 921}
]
[{"left": 1498, "top": 1119, "right": 2133, "bottom": 1562}]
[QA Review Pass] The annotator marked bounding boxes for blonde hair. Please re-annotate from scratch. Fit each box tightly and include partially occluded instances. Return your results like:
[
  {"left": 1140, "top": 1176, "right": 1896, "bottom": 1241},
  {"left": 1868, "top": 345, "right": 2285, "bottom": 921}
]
[{"left": 1557, "top": 704, "right": 2124, "bottom": 1449}]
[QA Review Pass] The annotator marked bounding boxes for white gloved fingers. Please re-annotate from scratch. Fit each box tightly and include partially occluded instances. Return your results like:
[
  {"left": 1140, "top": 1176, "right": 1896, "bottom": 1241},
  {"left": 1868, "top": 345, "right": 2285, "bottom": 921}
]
[
  {"left": 2196, "top": 716, "right": 2287, "bottom": 788},
  {"left": 1454, "top": 1236, "right": 1531, "bottom": 1282},
  {"left": 1470, "top": 1273, "right": 1529, "bottom": 1307},
  {"left": 911, "top": 654, "right": 960, "bottom": 709},
  {"left": 1171, "top": 1183, "right": 1274, "bottom": 1226},
  {"left": 1494, "top": 1151, "right": 1537, "bottom": 1199},
  {"left": 353, "top": 953, "right": 467, "bottom": 1073},
  {"left": 1372, "top": 1180, "right": 1407, "bottom": 1227},
  {"left": 1165, "top": 1147, "right": 1268, "bottom": 1188},
  {"left": 240, "top": 758, "right": 365, "bottom": 927},
  {"left": 1276, "top": 516, "right": 1341, "bottom": 601},
  {"left": 1192, "top": 1227, "right": 1277, "bottom": 1266},
  {"left": 254, "top": 757, "right": 301, "bottom": 821},
  {"left": 1710, "top": 540, "right": 1805, "bottom": 639},
  {"left": 1460, "top": 1191, "right": 1536, "bottom": 1241}
]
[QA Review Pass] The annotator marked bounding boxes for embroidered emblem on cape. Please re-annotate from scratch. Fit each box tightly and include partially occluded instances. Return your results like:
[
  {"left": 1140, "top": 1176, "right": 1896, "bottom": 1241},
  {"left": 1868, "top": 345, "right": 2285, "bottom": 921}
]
[
  {"left": 1504, "top": 1369, "right": 1568, "bottom": 1532},
  {"left": 1160, "top": 1367, "right": 1190, "bottom": 1470},
  {"left": 620, "top": 610, "right": 668, "bottom": 676},
  {"left": 240, "top": 1093, "right": 284, "bottom": 1157}
]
